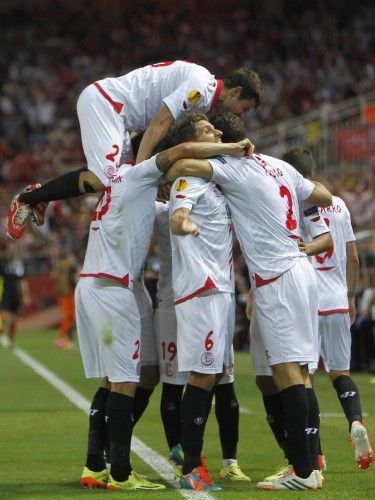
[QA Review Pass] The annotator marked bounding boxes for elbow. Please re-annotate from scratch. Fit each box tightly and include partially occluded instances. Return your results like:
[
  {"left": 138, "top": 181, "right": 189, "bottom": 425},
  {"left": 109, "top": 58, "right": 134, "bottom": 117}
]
[{"left": 320, "top": 193, "right": 332, "bottom": 208}]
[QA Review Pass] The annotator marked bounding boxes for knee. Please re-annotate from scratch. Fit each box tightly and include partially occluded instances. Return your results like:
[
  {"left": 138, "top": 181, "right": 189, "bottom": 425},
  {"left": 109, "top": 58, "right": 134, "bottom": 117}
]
[
  {"left": 139, "top": 364, "right": 160, "bottom": 390},
  {"left": 256, "top": 375, "right": 278, "bottom": 395},
  {"left": 79, "top": 170, "right": 105, "bottom": 193}
]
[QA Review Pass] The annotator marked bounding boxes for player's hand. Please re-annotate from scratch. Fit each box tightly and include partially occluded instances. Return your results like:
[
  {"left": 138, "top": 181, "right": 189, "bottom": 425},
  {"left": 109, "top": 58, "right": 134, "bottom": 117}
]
[
  {"left": 180, "top": 218, "right": 200, "bottom": 237},
  {"left": 348, "top": 296, "right": 356, "bottom": 325},
  {"left": 298, "top": 238, "right": 310, "bottom": 255},
  {"left": 231, "top": 139, "right": 254, "bottom": 157}
]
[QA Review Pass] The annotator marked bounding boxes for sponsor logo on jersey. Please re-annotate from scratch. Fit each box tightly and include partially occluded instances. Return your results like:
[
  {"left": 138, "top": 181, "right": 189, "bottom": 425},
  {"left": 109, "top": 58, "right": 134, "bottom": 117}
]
[
  {"left": 187, "top": 89, "right": 202, "bottom": 106},
  {"left": 201, "top": 351, "right": 214, "bottom": 366},
  {"left": 211, "top": 155, "right": 227, "bottom": 164},
  {"left": 176, "top": 179, "right": 189, "bottom": 191}
]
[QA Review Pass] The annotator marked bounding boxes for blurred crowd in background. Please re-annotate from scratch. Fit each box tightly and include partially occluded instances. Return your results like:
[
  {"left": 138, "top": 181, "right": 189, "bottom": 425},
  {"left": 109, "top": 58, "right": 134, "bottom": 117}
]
[{"left": 0, "top": 0, "right": 374, "bottom": 368}]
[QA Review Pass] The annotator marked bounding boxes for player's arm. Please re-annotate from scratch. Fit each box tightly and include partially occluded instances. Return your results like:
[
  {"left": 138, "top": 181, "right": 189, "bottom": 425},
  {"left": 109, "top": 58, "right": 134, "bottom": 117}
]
[
  {"left": 298, "top": 232, "right": 333, "bottom": 256},
  {"left": 246, "top": 289, "right": 254, "bottom": 321},
  {"left": 170, "top": 207, "right": 200, "bottom": 236},
  {"left": 163, "top": 158, "right": 213, "bottom": 182},
  {"left": 305, "top": 181, "right": 332, "bottom": 207},
  {"left": 156, "top": 138, "right": 251, "bottom": 176},
  {"left": 346, "top": 240, "right": 359, "bottom": 324},
  {"left": 136, "top": 104, "right": 175, "bottom": 163}
]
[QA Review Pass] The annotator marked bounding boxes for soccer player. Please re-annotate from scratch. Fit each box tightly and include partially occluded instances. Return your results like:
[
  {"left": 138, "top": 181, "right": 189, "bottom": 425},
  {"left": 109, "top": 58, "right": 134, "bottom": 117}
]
[
  {"left": 166, "top": 113, "right": 240, "bottom": 491},
  {"left": 246, "top": 147, "right": 333, "bottom": 486},
  {"left": 163, "top": 114, "right": 333, "bottom": 491},
  {"left": 154, "top": 187, "right": 249, "bottom": 485},
  {"left": 0, "top": 242, "right": 30, "bottom": 349},
  {"left": 76, "top": 116, "right": 251, "bottom": 491},
  {"left": 6, "top": 60, "right": 263, "bottom": 240},
  {"left": 284, "top": 147, "right": 373, "bottom": 470}
]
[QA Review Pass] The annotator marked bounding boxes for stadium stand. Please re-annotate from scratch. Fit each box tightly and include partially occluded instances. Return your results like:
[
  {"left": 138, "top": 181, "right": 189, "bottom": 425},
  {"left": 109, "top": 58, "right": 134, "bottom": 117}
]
[{"left": 0, "top": 0, "right": 374, "bottom": 366}]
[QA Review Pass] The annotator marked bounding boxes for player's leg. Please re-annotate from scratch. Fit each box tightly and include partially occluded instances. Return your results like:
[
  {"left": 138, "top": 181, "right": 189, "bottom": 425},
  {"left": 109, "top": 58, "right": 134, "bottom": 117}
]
[
  {"left": 255, "top": 260, "right": 318, "bottom": 491},
  {"left": 177, "top": 294, "right": 229, "bottom": 491},
  {"left": 215, "top": 378, "right": 251, "bottom": 481},
  {"left": 132, "top": 280, "right": 159, "bottom": 425},
  {"left": 321, "top": 313, "right": 373, "bottom": 469},
  {"left": 250, "top": 310, "right": 290, "bottom": 478},
  {"left": 6, "top": 84, "right": 126, "bottom": 239},
  {"left": 80, "top": 378, "right": 111, "bottom": 488},
  {"left": 215, "top": 295, "right": 250, "bottom": 482},
  {"left": 76, "top": 279, "right": 164, "bottom": 490},
  {"left": 155, "top": 305, "right": 187, "bottom": 471}
]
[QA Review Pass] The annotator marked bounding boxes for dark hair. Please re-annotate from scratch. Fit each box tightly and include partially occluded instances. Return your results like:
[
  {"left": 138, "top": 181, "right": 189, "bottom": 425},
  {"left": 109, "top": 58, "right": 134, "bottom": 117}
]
[
  {"left": 210, "top": 112, "right": 246, "bottom": 142},
  {"left": 169, "top": 111, "right": 209, "bottom": 145},
  {"left": 282, "top": 147, "right": 315, "bottom": 178},
  {"left": 224, "top": 68, "right": 264, "bottom": 109}
]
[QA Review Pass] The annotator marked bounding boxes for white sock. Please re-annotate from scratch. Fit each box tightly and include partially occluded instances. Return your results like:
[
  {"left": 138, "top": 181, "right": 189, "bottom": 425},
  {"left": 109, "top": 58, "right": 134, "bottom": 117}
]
[{"left": 223, "top": 458, "right": 237, "bottom": 468}]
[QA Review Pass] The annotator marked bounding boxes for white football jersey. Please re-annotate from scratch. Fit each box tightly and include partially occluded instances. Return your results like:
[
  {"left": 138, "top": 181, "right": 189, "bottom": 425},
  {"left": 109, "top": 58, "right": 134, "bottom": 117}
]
[
  {"left": 310, "top": 196, "right": 355, "bottom": 314},
  {"left": 80, "top": 157, "right": 162, "bottom": 289},
  {"left": 170, "top": 177, "right": 234, "bottom": 304},
  {"left": 96, "top": 60, "right": 221, "bottom": 131},
  {"left": 209, "top": 153, "right": 315, "bottom": 284},
  {"left": 154, "top": 201, "right": 174, "bottom": 308}
]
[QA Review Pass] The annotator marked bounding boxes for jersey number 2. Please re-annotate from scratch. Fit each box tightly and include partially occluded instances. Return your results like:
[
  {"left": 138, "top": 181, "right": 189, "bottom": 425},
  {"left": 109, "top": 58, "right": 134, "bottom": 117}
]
[{"left": 279, "top": 185, "right": 297, "bottom": 231}]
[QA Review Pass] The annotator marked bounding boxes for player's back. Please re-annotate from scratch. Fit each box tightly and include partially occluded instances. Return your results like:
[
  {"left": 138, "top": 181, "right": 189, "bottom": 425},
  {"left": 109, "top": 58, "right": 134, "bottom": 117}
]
[
  {"left": 311, "top": 195, "right": 355, "bottom": 313},
  {"left": 97, "top": 60, "right": 216, "bottom": 130},
  {"left": 209, "top": 153, "right": 315, "bottom": 281}
]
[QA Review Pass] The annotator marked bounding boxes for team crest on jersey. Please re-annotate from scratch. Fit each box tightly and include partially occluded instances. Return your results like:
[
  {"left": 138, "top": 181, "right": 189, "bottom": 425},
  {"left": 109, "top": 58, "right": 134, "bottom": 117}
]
[
  {"left": 201, "top": 351, "right": 214, "bottom": 366},
  {"left": 176, "top": 179, "right": 189, "bottom": 191},
  {"left": 187, "top": 89, "right": 202, "bottom": 106}
]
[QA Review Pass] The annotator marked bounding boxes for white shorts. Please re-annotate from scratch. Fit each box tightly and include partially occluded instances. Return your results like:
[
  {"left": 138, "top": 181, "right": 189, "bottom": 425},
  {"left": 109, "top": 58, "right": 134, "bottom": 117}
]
[
  {"left": 133, "top": 280, "right": 158, "bottom": 366},
  {"left": 318, "top": 313, "right": 351, "bottom": 371},
  {"left": 77, "top": 84, "right": 131, "bottom": 186},
  {"left": 250, "top": 311, "right": 272, "bottom": 376},
  {"left": 75, "top": 278, "right": 140, "bottom": 383},
  {"left": 155, "top": 306, "right": 189, "bottom": 384},
  {"left": 252, "top": 258, "right": 318, "bottom": 367},
  {"left": 175, "top": 292, "right": 235, "bottom": 374}
]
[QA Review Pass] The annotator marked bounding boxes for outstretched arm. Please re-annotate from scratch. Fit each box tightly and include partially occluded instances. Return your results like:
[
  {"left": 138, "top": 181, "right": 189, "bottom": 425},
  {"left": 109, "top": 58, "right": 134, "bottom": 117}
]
[{"left": 156, "top": 138, "right": 251, "bottom": 174}]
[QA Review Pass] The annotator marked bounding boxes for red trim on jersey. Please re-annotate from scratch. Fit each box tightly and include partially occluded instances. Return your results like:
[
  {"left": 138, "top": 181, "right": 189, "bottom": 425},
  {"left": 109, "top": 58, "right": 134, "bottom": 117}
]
[
  {"left": 316, "top": 266, "right": 335, "bottom": 271},
  {"left": 311, "top": 216, "right": 320, "bottom": 222},
  {"left": 210, "top": 79, "right": 223, "bottom": 112},
  {"left": 80, "top": 272, "right": 129, "bottom": 286},
  {"left": 288, "top": 234, "right": 300, "bottom": 240},
  {"left": 93, "top": 82, "right": 124, "bottom": 114},
  {"left": 254, "top": 273, "right": 280, "bottom": 288},
  {"left": 174, "top": 276, "right": 217, "bottom": 305},
  {"left": 318, "top": 308, "right": 350, "bottom": 315},
  {"left": 176, "top": 194, "right": 186, "bottom": 199}
]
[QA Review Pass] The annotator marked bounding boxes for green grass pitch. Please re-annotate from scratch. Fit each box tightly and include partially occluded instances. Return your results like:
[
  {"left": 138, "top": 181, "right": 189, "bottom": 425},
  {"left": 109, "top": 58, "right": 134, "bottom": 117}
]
[{"left": 1, "top": 329, "right": 374, "bottom": 499}]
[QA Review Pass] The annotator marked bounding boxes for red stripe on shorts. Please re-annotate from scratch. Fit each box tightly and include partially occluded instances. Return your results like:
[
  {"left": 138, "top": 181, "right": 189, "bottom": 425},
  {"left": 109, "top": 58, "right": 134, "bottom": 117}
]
[{"left": 93, "top": 82, "right": 124, "bottom": 114}]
